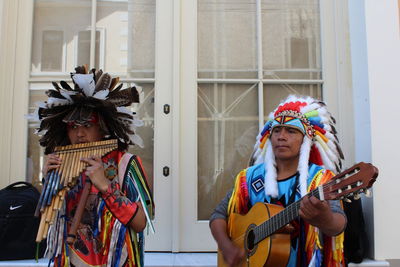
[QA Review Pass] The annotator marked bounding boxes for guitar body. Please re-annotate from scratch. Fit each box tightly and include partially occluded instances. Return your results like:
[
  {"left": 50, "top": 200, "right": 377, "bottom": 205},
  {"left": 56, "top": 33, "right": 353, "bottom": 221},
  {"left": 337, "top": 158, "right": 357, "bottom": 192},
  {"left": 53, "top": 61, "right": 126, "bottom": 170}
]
[{"left": 218, "top": 202, "right": 290, "bottom": 267}]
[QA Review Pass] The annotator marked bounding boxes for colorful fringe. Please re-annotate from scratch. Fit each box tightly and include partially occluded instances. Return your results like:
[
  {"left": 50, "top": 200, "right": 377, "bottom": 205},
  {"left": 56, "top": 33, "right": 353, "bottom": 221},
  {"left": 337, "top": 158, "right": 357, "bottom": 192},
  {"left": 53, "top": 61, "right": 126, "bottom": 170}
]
[
  {"left": 304, "top": 170, "right": 345, "bottom": 267},
  {"left": 46, "top": 152, "right": 154, "bottom": 267}
]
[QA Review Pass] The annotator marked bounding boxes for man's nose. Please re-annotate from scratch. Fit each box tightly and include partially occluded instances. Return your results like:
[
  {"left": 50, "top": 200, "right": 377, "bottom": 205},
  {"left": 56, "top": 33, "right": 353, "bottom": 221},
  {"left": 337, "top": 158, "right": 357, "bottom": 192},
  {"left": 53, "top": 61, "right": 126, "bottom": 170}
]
[
  {"left": 76, "top": 127, "right": 85, "bottom": 137},
  {"left": 277, "top": 129, "right": 288, "bottom": 139}
]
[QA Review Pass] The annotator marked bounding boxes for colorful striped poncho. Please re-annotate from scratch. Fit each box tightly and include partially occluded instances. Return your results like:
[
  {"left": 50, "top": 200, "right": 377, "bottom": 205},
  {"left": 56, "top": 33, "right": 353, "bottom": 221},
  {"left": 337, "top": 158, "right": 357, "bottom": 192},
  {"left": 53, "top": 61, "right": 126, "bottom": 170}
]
[{"left": 46, "top": 150, "right": 154, "bottom": 267}]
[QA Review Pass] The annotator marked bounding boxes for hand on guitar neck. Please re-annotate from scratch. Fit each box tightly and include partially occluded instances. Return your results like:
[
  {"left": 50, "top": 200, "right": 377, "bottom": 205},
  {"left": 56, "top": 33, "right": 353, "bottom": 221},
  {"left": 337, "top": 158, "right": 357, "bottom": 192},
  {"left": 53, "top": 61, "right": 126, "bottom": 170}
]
[{"left": 299, "top": 195, "right": 346, "bottom": 236}]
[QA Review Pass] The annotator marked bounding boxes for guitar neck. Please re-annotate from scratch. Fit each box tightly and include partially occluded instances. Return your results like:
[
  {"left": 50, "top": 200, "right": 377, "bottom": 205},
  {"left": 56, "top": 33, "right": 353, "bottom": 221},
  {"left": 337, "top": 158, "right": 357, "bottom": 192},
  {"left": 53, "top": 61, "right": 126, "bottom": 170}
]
[
  {"left": 253, "top": 187, "right": 322, "bottom": 244},
  {"left": 249, "top": 162, "right": 378, "bottom": 246}
]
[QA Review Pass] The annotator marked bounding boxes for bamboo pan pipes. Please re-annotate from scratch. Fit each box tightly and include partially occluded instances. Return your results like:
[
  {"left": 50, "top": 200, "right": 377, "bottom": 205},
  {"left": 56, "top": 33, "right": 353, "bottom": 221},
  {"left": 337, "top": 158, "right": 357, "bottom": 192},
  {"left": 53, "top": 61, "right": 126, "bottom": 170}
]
[{"left": 34, "top": 139, "right": 118, "bottom": 243}]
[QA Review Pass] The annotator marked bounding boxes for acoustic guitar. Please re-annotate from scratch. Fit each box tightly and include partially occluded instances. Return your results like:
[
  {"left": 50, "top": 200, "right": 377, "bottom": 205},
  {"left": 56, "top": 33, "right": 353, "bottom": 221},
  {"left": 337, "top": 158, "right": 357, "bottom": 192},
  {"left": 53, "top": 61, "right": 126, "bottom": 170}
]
[{"left": 217, "top": 162, "right": 379, "bottom": 267}]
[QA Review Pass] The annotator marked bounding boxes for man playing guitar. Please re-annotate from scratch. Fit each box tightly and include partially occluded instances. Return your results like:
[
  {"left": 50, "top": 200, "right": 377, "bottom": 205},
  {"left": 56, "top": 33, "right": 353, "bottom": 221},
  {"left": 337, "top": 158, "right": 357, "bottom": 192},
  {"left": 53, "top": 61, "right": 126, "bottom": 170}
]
[{"left": 210, "top": 95, "right": 347, "bottom": 267}]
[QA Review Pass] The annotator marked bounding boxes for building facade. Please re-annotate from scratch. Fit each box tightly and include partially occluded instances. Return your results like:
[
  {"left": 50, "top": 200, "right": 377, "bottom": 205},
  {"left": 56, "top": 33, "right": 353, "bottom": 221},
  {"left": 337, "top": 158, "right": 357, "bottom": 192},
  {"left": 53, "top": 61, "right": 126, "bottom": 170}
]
[{"left": 0, "top": 0, "right": 399, "bottom": 263}]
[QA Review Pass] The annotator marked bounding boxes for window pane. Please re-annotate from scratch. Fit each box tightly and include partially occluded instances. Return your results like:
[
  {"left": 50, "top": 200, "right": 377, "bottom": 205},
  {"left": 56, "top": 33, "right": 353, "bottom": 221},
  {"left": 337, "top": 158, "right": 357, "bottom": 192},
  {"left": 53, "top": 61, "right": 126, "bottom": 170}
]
[
  {"left": 31, "top": 0, "right": 91, "bottom": 73},
  {"left": 27, "top": 90, "right": 46, "bottom": 185},
  {"left": 77, "top": 30, "right": 100, "bottom": 69},
  {"left": 262, "top": 0, "right": 321, "bottom": 80},
  {"left": 263, "top": 83, "right": 322, "bottom": 117},
  {"left": 41, "top": 30, "right": 63, "bottom": 72},
  {"left": 197, "top": 83, "right": 259, "bottom": 220},
  {"left": 198, "top": 0, "right": 258, "bottom": 79},
  {"left": 128, "top": 83, "right": 155, "bottom": 191},
  {"left": 95, "top": 0, "right": 155, "bottom": 77}
]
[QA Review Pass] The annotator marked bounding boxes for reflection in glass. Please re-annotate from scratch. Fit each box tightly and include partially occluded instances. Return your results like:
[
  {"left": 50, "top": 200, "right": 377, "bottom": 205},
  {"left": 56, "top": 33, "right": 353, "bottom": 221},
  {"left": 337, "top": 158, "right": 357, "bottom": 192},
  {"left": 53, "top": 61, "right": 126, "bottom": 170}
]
[
  {"left": 95, "top": 0, "right": 155, "bottom": 77},
  {"left": 31, "top": 0, "right": 156, "bottom": 77},
  {"left": 198, "top": 0, "right": 257, "bottom": 79},
  {"left": 262, "top": 0, "right": 321, "bottom": 80},
  {"left": 31, "top": 0, "right": 91, "bottom": 73},
  {"left": 197, "top": 83, "right": 259, "bottom": 220},
  {"left": 77, "top": 30, "right": 100, "bottom": 70},
  {"left": 41, "top": 30, "right": 63, "bottom": 72}
]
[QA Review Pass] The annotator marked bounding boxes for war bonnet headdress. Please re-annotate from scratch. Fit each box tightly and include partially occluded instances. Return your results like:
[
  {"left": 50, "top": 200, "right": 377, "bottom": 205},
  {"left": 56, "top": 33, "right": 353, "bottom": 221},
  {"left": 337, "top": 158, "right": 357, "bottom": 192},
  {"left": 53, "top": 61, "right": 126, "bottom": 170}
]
[
  {"left": 250, "top": 95, "right": 344, "bottom": 198},
  {"left": 31, "top": 65, "right": 144, "bottom": 154}
]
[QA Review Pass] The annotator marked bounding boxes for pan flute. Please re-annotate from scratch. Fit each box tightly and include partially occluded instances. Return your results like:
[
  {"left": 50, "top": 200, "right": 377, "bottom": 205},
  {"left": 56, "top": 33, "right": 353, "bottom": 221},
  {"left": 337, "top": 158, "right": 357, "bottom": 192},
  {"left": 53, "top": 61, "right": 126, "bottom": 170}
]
[{"left": 35, "top": 139, "right": 118, "bottom": 242}]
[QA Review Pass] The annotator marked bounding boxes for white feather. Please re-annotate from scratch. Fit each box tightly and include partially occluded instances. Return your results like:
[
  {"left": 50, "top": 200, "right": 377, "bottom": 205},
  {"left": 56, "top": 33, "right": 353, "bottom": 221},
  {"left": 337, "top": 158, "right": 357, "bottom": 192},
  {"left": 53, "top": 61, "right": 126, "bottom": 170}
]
[
  {"left": 59, "top": 90, "right": 74, "bottom": 101},
  {"left": 264, "top": 139, "right": 278, "bottom": 198},
  {"left": 47, "top": 97, "right": 71, "bottom": 107},
  {"left": 314, "top": 141, "right": 336, "bottom": 171},
  {"left": 327, "top": 140, "right": 340, "bottom": 158},
  {"left": 25, "top": 110, "right": 40, "bottom": 122},
  {"left": 298, "top": 136, "right": 312, "bottom": 197},
  {"left": 301, "top": 102, "right": 320, "bottom": 114},
  {"left": 37, "top": 101, "right": 47, "bottom": 108},
  {"left": 131, "top": 134, "right": 144, "bottom": 148},
  {"left": 72, "top": 73, "right": 95, "bottom": 96},
  {"left": 116, "top": 106, "right": 132, "bottom": 116},
  {"left": 131, "top": 118, "right": 144, "bottom": 127},
  {"left": 93, "top": 89, "right": 109, "bottom": 100}
]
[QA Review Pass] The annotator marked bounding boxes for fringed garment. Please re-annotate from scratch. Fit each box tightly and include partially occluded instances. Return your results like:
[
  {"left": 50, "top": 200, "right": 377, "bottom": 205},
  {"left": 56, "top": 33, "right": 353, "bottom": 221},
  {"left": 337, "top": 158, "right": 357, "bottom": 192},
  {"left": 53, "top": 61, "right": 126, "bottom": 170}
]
[
  {"left": 227, "top": 163, "right": 344, "bottom": 267},
  {"left": 46, "top": 150, "right": 154, "bottom": 267}
]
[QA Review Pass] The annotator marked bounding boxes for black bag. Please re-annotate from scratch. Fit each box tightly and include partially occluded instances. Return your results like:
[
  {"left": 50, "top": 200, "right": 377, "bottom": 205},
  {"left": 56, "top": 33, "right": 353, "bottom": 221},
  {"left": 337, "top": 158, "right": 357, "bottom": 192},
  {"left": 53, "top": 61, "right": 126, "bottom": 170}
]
[
  {"left": 343, "top": 197, "right": 368, "bottom": 264},
  {"left": 0, "top": 181, "right": 46, "bottom": 260}
]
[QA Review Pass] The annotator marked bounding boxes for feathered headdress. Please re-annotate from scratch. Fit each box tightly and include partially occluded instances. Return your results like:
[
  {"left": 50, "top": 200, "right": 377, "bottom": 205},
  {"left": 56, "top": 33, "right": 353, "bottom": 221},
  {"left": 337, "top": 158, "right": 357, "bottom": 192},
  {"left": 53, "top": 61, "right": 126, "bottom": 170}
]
[
  {"left": 250, "top": 95, "right": 344, "bottom": 198},
  {"left": 30, "top": 65, "right": 144, "bottom": 154}
]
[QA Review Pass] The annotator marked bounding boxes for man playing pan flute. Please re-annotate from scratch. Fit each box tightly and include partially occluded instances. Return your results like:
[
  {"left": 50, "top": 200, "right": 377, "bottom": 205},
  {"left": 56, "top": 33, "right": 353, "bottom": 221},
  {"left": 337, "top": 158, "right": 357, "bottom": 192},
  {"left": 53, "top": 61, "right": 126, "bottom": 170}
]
[
  {"left": 31, "top": 65, "right": 154, "bottom": 267},
  {"left": 210, "top": 95, "right": 347, "bottom": 267}
]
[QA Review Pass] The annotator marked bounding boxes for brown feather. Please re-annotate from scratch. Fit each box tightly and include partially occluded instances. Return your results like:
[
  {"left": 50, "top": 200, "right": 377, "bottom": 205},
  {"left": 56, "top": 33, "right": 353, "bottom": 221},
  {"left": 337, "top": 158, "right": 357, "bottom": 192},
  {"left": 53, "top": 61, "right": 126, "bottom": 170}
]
[
  {"left": 45, "top": 89, "right": 66, "bottom": 99},
  {"left": 94, "top": 70, "right": 103, "bottom": 83},
  {"left": 108, "top": 84, "right": 123, "bottom": 96},
  {"left": 60, "top": 81, "right": 73, "bottom": 91},
  {"left": 95, "top": 73, "right": 111, "bottom": 92},
  {"left": 109, "top": 77, "right": 120, "bottom": 91},
  {"left": 106, "top": 87, "right": 139, "bottom": 106},
  {"left": 74, "top": 66, "right": 86, "bottom": 74},
  {"left": 52, "top": 82, "right": 61, "bottom": 91}
]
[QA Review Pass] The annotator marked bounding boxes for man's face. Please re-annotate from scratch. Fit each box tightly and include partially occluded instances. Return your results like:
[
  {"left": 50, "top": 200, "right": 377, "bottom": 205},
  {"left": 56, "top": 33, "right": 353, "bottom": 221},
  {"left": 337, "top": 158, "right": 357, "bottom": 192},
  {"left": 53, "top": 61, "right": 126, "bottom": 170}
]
[
  {"left": 270, "top": 126, "right": 304, "bottom": 162},
  {"left": 67, "top": 121, "right": 104, "bottom": 144}
]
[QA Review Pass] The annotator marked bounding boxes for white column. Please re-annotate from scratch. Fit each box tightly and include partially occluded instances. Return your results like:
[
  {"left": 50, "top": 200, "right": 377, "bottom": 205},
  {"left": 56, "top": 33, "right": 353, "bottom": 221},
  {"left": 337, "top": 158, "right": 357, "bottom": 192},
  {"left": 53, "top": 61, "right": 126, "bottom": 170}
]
[
  {"left": 356, "top": 0, "right": 400, "bottom": 260},
  {"left": 0, "top": 0, "right": 34, "bottom": 188}
]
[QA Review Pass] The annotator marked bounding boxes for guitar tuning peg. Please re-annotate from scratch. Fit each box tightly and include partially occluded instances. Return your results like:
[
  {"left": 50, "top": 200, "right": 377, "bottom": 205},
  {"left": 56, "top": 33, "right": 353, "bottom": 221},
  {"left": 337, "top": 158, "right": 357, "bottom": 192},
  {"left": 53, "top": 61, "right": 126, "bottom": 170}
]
[
  {"left": 353, "top": 194, "right": 361, "bottom": 200},
  {"left": 365, "top": 189, "right": 372, "bottom": 198}
]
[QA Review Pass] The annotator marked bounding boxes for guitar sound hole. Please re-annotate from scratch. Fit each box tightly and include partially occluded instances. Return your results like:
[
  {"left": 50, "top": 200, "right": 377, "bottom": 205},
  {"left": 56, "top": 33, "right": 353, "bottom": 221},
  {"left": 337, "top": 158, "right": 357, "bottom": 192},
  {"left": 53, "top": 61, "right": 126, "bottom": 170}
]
[{"left": 247, "top": 229, "right": 255, "bottom": 250}]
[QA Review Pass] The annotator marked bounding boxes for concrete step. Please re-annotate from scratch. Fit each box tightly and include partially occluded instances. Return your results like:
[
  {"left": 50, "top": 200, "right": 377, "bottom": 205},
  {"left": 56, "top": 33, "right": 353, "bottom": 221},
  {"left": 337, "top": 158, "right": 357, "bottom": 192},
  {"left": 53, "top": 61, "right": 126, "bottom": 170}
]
[{"left": 0, "top": 254, "right": 391, "bottom": 267}]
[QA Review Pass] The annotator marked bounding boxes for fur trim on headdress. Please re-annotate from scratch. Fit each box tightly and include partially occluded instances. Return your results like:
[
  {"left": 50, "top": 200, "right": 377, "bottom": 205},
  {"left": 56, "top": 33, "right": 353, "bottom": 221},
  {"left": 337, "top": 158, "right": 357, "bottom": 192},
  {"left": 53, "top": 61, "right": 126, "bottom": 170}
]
[
  {"left": 30, "top": 65, "right": 143, "bottom": 154},
  {"left": 251, "top": 95, "right": 344, "bottom": 197}
]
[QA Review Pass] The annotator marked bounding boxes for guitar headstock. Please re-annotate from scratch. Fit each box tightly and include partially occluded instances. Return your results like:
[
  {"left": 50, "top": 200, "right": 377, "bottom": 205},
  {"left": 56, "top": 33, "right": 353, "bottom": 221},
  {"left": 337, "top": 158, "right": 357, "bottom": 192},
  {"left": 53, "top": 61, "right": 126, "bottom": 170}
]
[{"left": 323, "top": 162, "right": 379, "bottom": 201}]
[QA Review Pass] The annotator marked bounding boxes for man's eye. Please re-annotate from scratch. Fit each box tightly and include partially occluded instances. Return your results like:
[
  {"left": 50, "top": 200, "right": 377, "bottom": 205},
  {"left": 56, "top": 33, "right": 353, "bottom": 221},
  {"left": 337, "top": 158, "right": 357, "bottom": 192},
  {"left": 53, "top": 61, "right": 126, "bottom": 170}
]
[
  {"left": 84, "top": 123, "right": 92, "bottom": 128},
  {"left": 273, "top": 128, "right": 281, "bottom": 133}
]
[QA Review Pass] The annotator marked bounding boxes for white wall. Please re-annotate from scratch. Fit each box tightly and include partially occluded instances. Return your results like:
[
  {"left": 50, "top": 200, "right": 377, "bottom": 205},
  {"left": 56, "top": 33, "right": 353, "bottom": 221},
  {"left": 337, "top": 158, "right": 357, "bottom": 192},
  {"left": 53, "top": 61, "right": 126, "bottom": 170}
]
[
  {"left": 0, "top": 0, "right": 33, "bottom": 188},
  {"left": 360, "top": 0, "right": 400, "bottom": 260}
]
